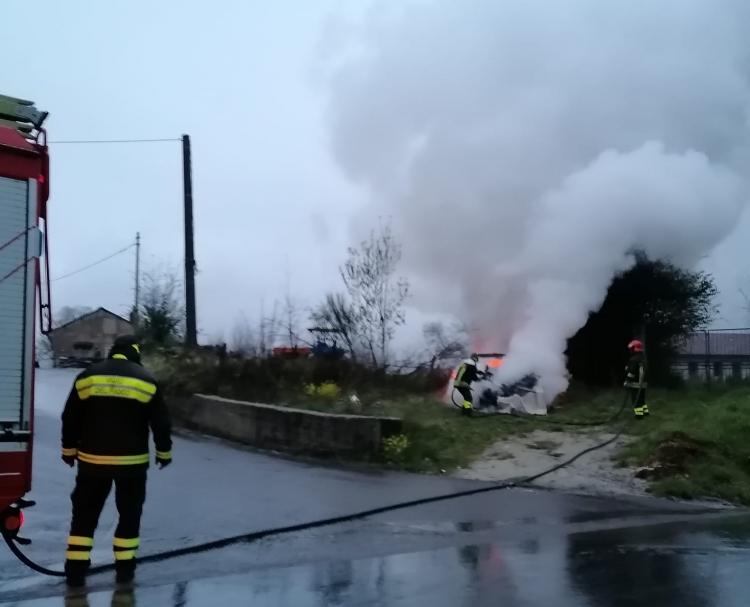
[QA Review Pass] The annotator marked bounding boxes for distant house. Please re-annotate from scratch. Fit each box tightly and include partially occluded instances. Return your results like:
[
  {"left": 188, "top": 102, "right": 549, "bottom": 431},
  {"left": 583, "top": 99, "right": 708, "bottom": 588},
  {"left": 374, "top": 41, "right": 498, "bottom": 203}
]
[
  {"left": 671, "top": 331, "right": 750, "bottom": 381},
  {"left": 48, "top": 307, "right": 132, "bottom": 365}
]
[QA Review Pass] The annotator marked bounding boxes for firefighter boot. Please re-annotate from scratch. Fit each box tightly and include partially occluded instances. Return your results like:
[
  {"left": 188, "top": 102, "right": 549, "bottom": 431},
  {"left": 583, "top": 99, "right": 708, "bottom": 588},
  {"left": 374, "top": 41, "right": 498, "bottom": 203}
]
[{"left": 116, "top": 567, "right": 135, "bottom": 584}]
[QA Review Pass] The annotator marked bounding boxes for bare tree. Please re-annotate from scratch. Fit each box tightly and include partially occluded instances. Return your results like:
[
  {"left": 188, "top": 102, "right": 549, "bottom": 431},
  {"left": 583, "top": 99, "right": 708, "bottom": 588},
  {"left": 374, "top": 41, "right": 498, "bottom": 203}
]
[
  {"left": 55, "top": 305, "right": 93, "bottom": 327},
  {"left": 137, "top": 264, "right": 185, "bottom": 346},
  {"left": 340, "top": 220, "right": 410, "bottom": 366},
  {"left": 741, "top": 283, "right": 750, "bottom": 322},
  {"left": 310, "top": 292, "right": 359, "bottom": 361},
  {"left": 423, "top": 320, "right": 469, "bottom": 368},
  {"left": 258, "top": 299, "right": 280, "bottom": 355},
  {"left": 36, "top": 334, "right": 53, "bottom": 360},
  {"left": 230, "top": 299, "right": 285, "bottom": 358},
  {"left": 231, "top": 313, "right": 257, "bottom": 356},
  {"left": 279, "top": 273, "right": 305, "bottom": 349}
]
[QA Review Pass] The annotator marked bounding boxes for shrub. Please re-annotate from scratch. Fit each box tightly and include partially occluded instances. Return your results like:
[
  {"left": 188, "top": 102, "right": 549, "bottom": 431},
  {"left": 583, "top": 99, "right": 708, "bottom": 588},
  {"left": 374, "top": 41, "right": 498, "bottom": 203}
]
[
  {"left": 382, "top": 434, "right": 410, "bottom": 465},
  {"left": 304, "top": 382, "right": 341, "bottom": 398}
]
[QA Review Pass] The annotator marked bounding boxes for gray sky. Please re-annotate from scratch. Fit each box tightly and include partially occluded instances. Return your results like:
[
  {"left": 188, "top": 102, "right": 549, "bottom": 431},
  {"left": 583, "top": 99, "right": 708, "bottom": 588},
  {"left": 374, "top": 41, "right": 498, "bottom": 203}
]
[
  {"left": 1, "top": 0, "right": 392, "bottom": 344},
  {"left": 3, "top": 0, "right": 749, "bottom": 356}
]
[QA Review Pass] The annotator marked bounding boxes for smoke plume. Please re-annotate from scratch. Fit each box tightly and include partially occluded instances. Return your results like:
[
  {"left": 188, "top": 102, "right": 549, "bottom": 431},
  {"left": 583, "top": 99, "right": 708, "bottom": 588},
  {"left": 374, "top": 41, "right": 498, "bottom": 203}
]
[{"left": 322, "top": 0, "right": 750, "bottom": 398}]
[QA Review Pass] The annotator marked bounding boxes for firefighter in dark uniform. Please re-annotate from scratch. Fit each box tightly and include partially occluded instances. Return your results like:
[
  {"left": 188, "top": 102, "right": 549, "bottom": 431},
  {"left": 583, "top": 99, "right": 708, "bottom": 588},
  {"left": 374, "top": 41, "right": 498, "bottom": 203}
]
[
  {"left": 61, "top": 335, "right": 172, "bottom": 587},
  {"left": 624, "top": 339, "right": 648, "bottom": 419},
  {"left": 454, "top": 353, "right": 481, "bottom": 415}
]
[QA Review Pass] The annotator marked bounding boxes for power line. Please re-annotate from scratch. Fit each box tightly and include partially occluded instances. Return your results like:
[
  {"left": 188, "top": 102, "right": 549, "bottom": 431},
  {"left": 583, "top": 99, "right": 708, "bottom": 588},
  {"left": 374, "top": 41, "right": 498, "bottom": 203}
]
[
  {"left": 48, "top": 138, "right": 181, "bottom": 145},
  {"left": 51, "top": 244, "right": 135, "bottom": 282}
]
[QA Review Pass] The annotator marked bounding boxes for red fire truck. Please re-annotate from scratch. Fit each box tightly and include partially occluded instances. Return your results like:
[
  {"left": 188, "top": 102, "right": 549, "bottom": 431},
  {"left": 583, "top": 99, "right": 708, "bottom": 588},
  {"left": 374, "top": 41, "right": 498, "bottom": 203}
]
[{"left": 0, "top": 94, "right": 51, "bottom": 538}]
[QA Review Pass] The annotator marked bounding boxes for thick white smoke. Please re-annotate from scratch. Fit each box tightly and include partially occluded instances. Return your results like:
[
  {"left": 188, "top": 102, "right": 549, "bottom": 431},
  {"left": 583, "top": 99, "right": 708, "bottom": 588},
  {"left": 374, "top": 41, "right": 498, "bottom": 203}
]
[{"left": 322, "top": 0, "right": 750, "bottom": 398}]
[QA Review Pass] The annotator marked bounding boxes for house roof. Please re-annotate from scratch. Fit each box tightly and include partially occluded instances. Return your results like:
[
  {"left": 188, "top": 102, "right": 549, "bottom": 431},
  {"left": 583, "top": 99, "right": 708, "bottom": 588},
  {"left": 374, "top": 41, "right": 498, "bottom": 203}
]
[
  {"left": 49, "top": 307, "right": 131, "bottom": 334},
  {"left": 677, "top": 331, "right": 750, "bottom": 356}
]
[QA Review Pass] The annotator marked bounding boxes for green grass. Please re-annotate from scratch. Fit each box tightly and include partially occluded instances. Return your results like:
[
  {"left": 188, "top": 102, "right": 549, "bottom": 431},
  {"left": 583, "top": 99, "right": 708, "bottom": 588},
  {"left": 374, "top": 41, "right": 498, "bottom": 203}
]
[
  {"left": 275, "top": 387, "right": 628, "bottom": 475},
  {"left": 371, "top": 386, "right": 750, "bottom": 506},
  {"left": 150, "top": 345, "right": 750, "bottom": 503},
  {"left": 617, "top": 387, "right": 750, "bottom": 505},
  {"left": 373, "top": 395, "right": 539, "bottom": 473}
]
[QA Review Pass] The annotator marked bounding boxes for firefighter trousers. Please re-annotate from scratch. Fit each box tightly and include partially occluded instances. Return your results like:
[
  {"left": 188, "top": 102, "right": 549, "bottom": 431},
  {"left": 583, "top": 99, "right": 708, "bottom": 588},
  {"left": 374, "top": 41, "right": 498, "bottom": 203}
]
[
  {"left": 455, "top": 385, "right": 473, "bottom": 414},
  {"left": 65, "top": 470, "right": 147, "bottom": 577},
  {"left": 629, "top": 387, "right": 648, "bottom": 419}
]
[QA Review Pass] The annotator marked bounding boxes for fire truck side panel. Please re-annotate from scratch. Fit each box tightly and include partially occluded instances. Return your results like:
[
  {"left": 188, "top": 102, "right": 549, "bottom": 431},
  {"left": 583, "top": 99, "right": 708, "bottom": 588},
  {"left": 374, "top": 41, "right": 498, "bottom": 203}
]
[{"left": 0, "top": 175, "right": 36, "bottom": 505}]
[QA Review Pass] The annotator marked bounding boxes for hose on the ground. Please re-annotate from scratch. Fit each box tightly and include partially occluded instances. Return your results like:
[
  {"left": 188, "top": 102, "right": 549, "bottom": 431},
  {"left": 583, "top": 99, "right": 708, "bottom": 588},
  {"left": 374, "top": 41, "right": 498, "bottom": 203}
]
[{"left": 4, "top": 388, "right": 638, "bottom": 579}]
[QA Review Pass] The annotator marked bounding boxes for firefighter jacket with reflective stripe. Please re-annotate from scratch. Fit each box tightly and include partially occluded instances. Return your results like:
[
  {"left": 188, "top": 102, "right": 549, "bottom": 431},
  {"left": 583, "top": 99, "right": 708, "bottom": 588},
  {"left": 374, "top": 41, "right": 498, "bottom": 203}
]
[
  {"left": 624, "top": 352, "right": 647, "bottom": 389},
  {"left": 455, "top": 361, "right": 479, "bottom": 388},
  {"left": 61, "top": 356, "right": 172, "bottom": 476}
]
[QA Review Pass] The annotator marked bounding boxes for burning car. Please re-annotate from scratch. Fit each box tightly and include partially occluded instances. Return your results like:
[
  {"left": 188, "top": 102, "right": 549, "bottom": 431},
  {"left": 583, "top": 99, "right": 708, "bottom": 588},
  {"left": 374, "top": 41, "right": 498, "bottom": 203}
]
[{"left": 445, "top": 353, "right": 547, "bottom": 415}]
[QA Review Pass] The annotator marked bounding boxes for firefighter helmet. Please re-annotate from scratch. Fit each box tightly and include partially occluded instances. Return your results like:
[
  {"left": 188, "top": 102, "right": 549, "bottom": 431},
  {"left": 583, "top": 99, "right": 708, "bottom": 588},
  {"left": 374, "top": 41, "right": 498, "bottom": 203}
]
[
  {"left": 470, "top": 353, "right": 479, "bottom": 363},
  {"left": 628, "top": 340, "right": 643, "bottom": 352}
]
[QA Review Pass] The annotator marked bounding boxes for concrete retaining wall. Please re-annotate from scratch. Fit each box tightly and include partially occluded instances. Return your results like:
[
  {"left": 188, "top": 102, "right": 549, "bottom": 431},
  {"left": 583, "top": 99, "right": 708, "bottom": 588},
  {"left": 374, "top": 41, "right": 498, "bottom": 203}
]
[{"left": 170, "top": 394, "right": 403, "bottom": 459}]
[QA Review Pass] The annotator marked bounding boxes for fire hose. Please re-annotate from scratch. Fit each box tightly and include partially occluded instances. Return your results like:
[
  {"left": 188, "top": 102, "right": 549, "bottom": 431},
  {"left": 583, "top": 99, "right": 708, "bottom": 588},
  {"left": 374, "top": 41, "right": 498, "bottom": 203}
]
[{"left": 3, "top": 387, "right": 639, "bottom": 579}]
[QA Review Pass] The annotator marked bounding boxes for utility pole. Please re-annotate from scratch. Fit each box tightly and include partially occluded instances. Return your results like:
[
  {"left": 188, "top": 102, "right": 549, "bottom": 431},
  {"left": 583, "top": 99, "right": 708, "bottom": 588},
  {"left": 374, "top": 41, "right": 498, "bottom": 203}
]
[
  {"left": 182, "top": 134, "right": 198, "bottom": 347},
  {"left": 133, "top": 232, "right": 141, "bottom": 328}
]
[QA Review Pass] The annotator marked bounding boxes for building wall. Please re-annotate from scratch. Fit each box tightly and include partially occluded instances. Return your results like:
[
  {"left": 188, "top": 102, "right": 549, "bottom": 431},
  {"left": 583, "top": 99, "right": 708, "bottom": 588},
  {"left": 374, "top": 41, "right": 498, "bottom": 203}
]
[
  {"left": 671, "top": 358, "right": 750, "bottom": 381},
  {"left": 49, "top": 310, "right": 132, "bottom": 362}
]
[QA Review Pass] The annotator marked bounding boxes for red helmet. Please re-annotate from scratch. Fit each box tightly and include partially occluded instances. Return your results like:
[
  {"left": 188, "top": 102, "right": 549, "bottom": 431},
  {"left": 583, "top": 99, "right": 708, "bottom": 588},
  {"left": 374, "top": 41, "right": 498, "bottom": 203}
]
[{"left": 628, "top": 340, "right": 643, "bottom": 352}]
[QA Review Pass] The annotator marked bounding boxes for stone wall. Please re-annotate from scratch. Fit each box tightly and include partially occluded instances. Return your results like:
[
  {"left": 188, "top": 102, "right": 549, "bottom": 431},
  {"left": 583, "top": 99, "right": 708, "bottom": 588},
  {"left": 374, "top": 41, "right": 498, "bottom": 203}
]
[{"left": 170, "top": 394, "right": 403, "bottom": 459}]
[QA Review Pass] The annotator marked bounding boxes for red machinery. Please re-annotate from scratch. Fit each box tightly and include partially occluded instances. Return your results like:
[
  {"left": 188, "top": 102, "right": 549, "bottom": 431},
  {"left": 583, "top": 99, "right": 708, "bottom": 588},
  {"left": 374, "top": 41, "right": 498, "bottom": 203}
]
[{"left": 0, "top": 94, "right": 51, "bottom": 536}]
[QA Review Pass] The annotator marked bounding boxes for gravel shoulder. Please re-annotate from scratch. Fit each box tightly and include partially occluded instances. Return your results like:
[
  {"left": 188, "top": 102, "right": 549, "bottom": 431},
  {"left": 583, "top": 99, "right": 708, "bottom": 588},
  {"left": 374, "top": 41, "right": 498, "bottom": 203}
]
[{"left": 454, "top": 428, "right": 652, "bottom": 498}]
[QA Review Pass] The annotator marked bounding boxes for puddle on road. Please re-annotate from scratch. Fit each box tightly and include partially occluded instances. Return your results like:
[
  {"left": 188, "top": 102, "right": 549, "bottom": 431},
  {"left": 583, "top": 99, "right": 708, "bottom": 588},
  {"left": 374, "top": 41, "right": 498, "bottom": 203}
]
[{"left": 5, "top": 517, "right": 750, "bottom": 607}]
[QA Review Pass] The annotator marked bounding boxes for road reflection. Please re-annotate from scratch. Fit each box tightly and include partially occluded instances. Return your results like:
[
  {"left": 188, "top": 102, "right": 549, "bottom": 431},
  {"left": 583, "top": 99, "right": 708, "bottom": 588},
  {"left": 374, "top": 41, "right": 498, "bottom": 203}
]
[{"left": 37, "top": 517, "right": 750, "bottom": 607}]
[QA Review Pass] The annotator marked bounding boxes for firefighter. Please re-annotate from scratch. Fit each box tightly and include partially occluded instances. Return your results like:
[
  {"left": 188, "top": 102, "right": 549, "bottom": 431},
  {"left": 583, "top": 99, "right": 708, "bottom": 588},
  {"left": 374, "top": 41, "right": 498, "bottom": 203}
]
[
  {"left": 454, "top": 353, "right": 481, "bottom": 415},
  {"left": 624, "top": 339, "right": 648, "bottom": 419},
  {"left": 61, "top": 335, "right": 172, "bottom": 587}
]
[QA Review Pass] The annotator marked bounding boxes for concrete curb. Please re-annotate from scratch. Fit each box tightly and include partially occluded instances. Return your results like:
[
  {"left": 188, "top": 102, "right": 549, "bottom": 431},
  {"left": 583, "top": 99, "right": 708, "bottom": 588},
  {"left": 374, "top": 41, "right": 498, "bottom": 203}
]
[{"left": 169, "top": 394, "right": 403, "bottom": 459}]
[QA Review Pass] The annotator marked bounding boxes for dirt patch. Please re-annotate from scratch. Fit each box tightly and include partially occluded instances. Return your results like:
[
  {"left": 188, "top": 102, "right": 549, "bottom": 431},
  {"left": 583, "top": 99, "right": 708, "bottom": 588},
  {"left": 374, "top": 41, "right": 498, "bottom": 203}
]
[
  {"left": 454, "top": 429, "right": 650, "bottom": 498},
  {"left": 634, "top": 431, "right": 712, "bottom": 481}
]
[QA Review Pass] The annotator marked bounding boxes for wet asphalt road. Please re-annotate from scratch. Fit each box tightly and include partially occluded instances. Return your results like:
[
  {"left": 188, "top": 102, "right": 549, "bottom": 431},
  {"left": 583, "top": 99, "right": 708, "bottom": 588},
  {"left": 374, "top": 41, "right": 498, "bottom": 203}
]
[{"left": 1, "top": 369, "right": 749, "bottom": 606}]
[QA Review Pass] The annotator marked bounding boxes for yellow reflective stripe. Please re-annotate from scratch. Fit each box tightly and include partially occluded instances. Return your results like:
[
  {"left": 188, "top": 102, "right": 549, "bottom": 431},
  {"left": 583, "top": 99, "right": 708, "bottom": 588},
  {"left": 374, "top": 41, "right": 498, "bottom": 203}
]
[
  {"left": 77, "top": 377, "right": 156, "bottom": 393},
  {"left": 68, "top": 536, "right": 94, "bottom": 547},
  {"left": 132, "top": 344, "right": 140, "bottom": 353},
  {"left": 76, "top": 375, "right": 156, "bottom": 402},
  {"left": 66, "top": 551, "right": 91, "bottom": 561},
  {"left": 75, "top": 376, "right": 93, "bottom": 390},
  {"left": 114, "top": 537, "right": 140, "bottom": 549},
  {"left": 455, "top": 364, "right": 466, "bottom": 384},
  {"left": 112, "top": 354, "right": 128, "bottom": 360},
  {"left": 114, "top": 550, "right": 137, "bottom": 560},
  {"left": 62, "top": 447, "right": 78, "bottom": 457},
  {"left": 78, "top": 452, "right": 149, "bottom": 465},
  {"left": 79, "top": 385, "right": 153, "bottom": 403},
  {"left": 156, "top": 450, "right": 172, "bottom": 460}
]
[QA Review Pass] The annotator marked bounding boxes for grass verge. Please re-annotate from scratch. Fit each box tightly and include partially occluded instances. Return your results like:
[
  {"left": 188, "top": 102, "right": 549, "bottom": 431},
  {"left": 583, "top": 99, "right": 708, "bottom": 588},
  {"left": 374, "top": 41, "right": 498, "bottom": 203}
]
[
  {"left": 363, "top": 385, "right": 750, "bottom": 507},
  {"left": 148, "top": 351, "right": 750, "bottom": 503},
  {"left": 373, "top": 395, "right": 539, "bottom": 473},
  {"left": 616, "top": 386, "right": 750, "bottom": 505}
]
